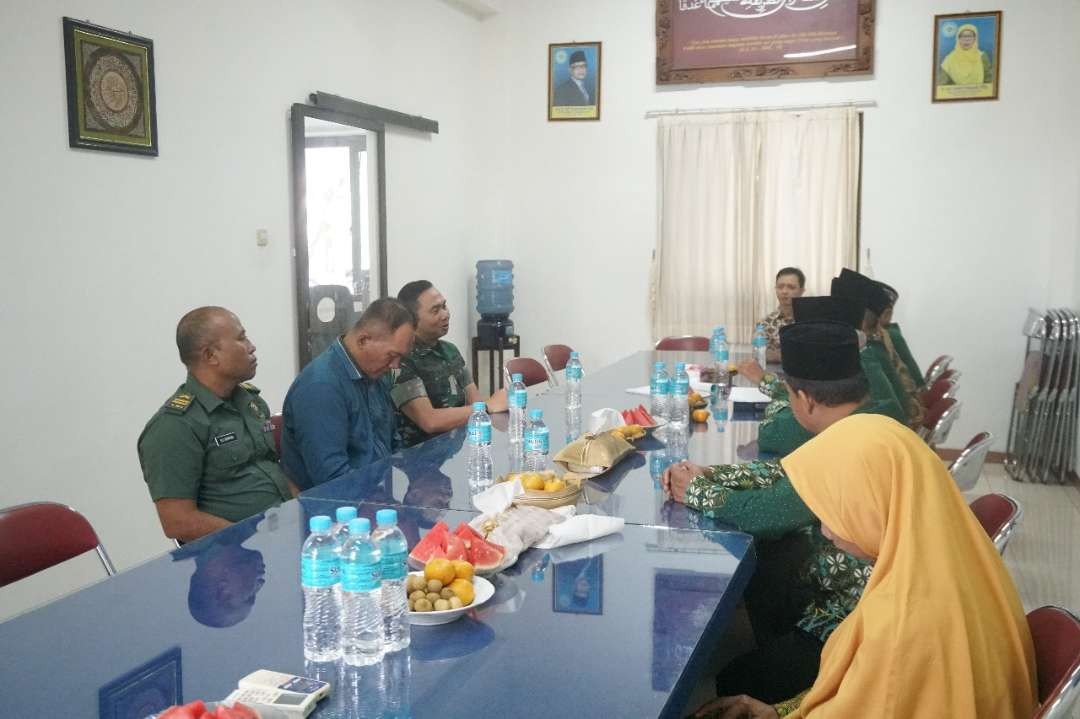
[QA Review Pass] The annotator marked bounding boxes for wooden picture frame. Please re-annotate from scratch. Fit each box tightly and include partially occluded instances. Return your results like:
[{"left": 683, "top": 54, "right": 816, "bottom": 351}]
[
  {"left": 552, "top": 556, "right": 603, "bottom": 615},
  {"left": 931, "top": 11, "right": 1002, "bottom": 103},
  {"left": 656, "top": 0, "right": 875, "bottom": 84},
  {"left": 63, "top": 17, "right": 158, "bottom": 156},
  {"left": 548, "top": 42, "right": 602, "bottom": 121}
]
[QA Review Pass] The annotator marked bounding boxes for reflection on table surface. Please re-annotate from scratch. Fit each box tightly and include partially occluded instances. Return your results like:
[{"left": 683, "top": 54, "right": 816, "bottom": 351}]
[
  {"left": 0, "top": 500, "right": 755, "bottom": 719},
  {"left": 306, "top": 350, "right": 767, "bottom": 528}
]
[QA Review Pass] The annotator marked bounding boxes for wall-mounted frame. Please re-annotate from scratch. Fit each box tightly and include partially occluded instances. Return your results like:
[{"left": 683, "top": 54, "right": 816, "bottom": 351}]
[
  {"left": 548, "top": 42, "right": 602, "bottom": 121},
  {"left": 656, "top": 0, "right": 875, "bottom": 84},
  {"left": 931, "top": 11, "right": 1002, "bottom": 103},
  {"left": 63, "top": 17, "right": 158, "bottom": 155}
]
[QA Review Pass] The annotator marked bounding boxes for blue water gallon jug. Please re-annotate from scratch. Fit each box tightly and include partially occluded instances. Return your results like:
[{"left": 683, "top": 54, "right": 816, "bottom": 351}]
[{"left": 476, "top": 260, "right": 514, "bottom": 318}]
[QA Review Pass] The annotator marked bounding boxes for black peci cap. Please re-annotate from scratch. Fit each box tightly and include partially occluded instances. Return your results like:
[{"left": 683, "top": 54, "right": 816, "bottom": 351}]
[
  {"left": 834, "top": 269, "right": 891, "bottom": 315},
  {"left": 792, "top": 296, "right": 866, "bottom": 330},
  {"left": 779, "top": 321, "right": 861, "bottom": 381}
]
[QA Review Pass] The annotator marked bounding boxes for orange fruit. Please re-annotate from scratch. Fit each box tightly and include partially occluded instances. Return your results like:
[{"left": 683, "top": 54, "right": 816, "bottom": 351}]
[
  {"left": 691, "top": 409, "right": 709, "bottom": 424},
  {"left": 543, "top": 479, "right": 566, "bottom": 492},
  {"left": 424, "top": 558, "right": 456, "bottom": 586},
  {"left": 449, "top": 578, "right": 475, "bottom": 606},
  {"left": 521, "top": 473, "right": 546, "bottom": 491},
  {"left": 451, "top": 559, "right": 474, "bottom": 581}
]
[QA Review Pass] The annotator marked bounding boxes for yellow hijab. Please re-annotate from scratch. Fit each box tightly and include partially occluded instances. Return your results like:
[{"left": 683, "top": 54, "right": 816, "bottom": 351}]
[
  {"left": 942, "top": 24, "right": 986, "bottom": 85},
  {"left": 780, "top": 414, "right": 1036, "bottom": 718}
]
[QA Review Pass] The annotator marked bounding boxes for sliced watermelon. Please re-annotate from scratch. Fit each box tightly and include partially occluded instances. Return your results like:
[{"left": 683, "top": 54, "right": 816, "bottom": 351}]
[
  {"left": 444, "top": 533, "right": 467, "bottom": 561},
  {"left": 467, "top": 537, "right": 506, "bottom": 572},
  {"left": 454, "top": 523, "right": 504, "bottom": 553},
  {"left": 409, "top": 520, "right": 450, "bottom": 565}
]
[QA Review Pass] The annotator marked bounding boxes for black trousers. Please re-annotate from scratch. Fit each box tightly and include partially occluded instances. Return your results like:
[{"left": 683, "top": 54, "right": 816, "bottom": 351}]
[{"left": 713, "top": 629, "right": 823, "bottom": 704}]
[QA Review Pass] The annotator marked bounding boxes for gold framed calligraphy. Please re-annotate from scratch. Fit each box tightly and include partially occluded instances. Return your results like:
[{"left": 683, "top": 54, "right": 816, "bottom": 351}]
[
  {"left": 656, "top": 0, "right": 875, "bottom": 84},
  {"left": 63, "top": 18, "right": 158, "bottom": 156}
]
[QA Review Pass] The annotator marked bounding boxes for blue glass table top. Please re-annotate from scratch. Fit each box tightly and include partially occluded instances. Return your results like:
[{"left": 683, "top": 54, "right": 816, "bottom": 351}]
[
  {"left": 0, "top": 500, "right": 755, "bottom": 719},
  {"left": 305, "top": 351, "right": 770, "bottom": 529}
]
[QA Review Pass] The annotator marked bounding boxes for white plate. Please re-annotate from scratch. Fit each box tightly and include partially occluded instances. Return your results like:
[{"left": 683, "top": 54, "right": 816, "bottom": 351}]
[
  {"left": 643, "top": 417, "right": 669, "bottom": 435},
  {"left": 407, "top": 573, "right": 494, "bottom": 626}
]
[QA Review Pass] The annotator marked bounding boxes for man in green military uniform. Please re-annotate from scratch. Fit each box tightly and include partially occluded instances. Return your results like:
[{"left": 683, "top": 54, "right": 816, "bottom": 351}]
[
  {"left": 138, "top": 307, "right": 296, "bottom": 543},
  {"left": 738, "top": 295, "right": 906, "bottom": 456},
  {"left": 661, "top": 321, "right": 881, "bottom": 703},
  {"left": 392, "top": 281, "right": 507, "bottom": 447}
]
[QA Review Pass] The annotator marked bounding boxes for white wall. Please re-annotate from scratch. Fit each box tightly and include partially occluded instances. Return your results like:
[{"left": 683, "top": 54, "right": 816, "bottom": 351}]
[
  {"left": 480, "top": 0, "right": 1080, "bottom": 453},
  {"left": 0, "top": 0, "right": 494, "bottom": 619}
]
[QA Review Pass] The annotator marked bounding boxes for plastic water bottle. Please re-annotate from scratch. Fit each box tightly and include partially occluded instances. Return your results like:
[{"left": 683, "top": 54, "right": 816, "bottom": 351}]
[
  {"left": 301, "top": 515, "right": 342, "bottom": 661},
  {"left": 524, "top": 408, "right": 549, "bottom": 471},
  {"left": 466, "top": 401, "right": 494, "bottom": 491},
  {"left": 565, "top": 405, "right": 582, "bottom": 445},
  {"left": 384, "top": 648, "right": 412, "bottom": 719},
  {"left": 341, "top": 662, "right": 385, "bottom": 719},
  {"left": 340, "top": 517, "right": 384, "bottom": 666},
  {"left": 372, "top": 509, "right": 410, "bottom": 651},
  {"left": 670, "top": 362, "right": 690, "bottom": 428},
  {"left": 565, "top": 351, "right": 583, "bottom": 409},
  {"left": 332, "top": 506, "right": 357, "bottom": 546},
  {"left": 752, "top": 323, "right": 768, "bottom": 367},
  {"left": 508, "top": 372, "right": 527, "bottom": 447},
  {"left": 714, "top": 332, "right": 731, "bottom": 397},
  {"left": 650, "top": 362, "right": 670, "bottom": 419}
]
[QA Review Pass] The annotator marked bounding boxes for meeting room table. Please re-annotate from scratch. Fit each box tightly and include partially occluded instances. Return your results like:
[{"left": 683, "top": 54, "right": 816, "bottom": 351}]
[{"left": 0, "top": 350, "right": 773, "bottom": 718}]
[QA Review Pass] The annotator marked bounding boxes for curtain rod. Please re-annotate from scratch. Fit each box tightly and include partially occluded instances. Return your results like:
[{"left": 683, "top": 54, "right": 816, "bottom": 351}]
[{"left": 644, "top": 100, "right": 876, "bottom": 119}]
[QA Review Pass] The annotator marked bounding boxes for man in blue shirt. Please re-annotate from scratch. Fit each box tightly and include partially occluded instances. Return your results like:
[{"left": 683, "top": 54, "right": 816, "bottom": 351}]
[{"left": 281, "top": 298, "right": 416, "bottom": 489}]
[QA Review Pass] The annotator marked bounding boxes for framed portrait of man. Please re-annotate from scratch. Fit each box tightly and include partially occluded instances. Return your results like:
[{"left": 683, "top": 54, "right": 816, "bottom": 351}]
[
  {"left": 548, "top": 42, "right": 602, "bottom": 121},
  {"left": 932, "top": 11, "right": 1002, "bottom": 103}
]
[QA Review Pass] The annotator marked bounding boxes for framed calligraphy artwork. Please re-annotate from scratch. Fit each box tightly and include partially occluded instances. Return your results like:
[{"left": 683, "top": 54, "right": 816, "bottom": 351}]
[
  {"left": 63, "top": 18, "right": 158, "bottom": 155},
  {"left": 656, "top": 0, "right": 875, "bottom": 84}
]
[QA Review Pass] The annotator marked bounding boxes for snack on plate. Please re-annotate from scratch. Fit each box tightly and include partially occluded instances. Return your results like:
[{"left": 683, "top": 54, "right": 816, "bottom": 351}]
[
  {"left": 407, "top": 559, "right": 476, "bottom": 612},
  {"left": 687, "top": 391, "right": 708, "bottom": 409},
  {"left": 620, "top": 405, "right": 658, "bottom": 428},
  {"left": 409, "top": 520, "right": 507, "bottom": 573},
  {"left": 610, "top": 424, "right": 645, "bottom": 442},
  {"left": 470, "top": 504, "right": 564, "bottom": 571}
]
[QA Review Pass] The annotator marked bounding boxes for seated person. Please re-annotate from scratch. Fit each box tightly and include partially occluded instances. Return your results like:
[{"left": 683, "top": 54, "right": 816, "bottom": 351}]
[
  {"left": 663, "top": 322, "right": 890, "bottom": 701},
  {"left": 758, "top": 267, "right": 806, "bottom": 363},
  {"left": 697, "top": 414, "right": 1036, "bottom": 718},
  {"left": 138, "top": 307, "right": 296, "bottom": 543},
  {"left": 281, "top": 298, "right": 415, "bottom": 489},
  {"left": 877, "top": 281, "right": 925, "bottom": 389},
  {"left": 739, "top": 296, "right": 906, "bottom": 455},
  {"left": 832, "top": 269, "right": 924, "bottom": 428},
  {"left": 392, "top": 280, "right": 507, "bottom": 447}
]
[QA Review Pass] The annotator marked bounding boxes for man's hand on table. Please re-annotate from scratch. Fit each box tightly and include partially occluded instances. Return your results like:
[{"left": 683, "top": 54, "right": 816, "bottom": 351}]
[
  {"left": 736, "top": 359, "right": 766, "bottom": 386},
  {"left": 661, "top": 460, "right": 708, "bottom": 503},
  {"left": 485, "top": 387, "right": 509, "bottom": 413}
]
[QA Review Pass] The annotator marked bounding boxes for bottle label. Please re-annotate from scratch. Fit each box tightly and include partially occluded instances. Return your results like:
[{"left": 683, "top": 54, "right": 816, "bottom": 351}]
[
  {"left": 651, "top": 377, "right": 669, "bottom": 394},
  {"left": 566, "top": 365, "right": 582, "bottom": 381},
  {"left": 301, "top": 556, "right": 339, "bottom": 588},
  {"left": 380, "top": 550, "right": 407, "bottom": 580},
  {"left": 468, "top": 422, "right": 492, "bottom": 445},
  {"left": 342, "top": 560, "right": 381, "bottom": 592},
  {"left": 526, "top": 427, "right": 550, "bottom": 453},
  {"left": 510, "top": 389, "right": 527, "bottom": 408},
  {"left": 491, "top": 269, "right": 512, "bottom": 286},
  {"left": 674, "top": 379, "right": 690, "bottom": 395}
]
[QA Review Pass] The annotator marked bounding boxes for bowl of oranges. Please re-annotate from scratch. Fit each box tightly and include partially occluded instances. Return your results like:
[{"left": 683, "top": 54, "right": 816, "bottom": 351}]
[
  {"left": 501, "top": 470, "right": 582, "bottom": 509},
  {"left": 407, "top": 558, "right": 494, "bottom": 626}
]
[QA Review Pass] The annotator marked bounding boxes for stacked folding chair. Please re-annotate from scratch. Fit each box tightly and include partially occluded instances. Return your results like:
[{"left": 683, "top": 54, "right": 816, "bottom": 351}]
[{"left": 1005, "top": 308, "right": 1080, "bottom": 484}]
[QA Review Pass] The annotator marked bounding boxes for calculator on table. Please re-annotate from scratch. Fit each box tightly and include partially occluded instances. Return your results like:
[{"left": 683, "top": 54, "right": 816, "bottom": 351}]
[{"left": 223, "top": 670, "right": 330, "bottom": 717}]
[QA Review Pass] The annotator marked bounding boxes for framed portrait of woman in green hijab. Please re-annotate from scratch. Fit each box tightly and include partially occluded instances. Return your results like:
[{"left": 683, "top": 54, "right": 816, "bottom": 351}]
[{"left": 932, "top": 11, "right": 1002, "bottom": 103}]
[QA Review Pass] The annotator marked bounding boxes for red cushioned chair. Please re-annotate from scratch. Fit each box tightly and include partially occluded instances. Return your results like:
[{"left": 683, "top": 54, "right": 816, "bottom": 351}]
[
  {"left": 270, "top": 413, "right": 284, "bottom": 456},
  {"left": 655, "top": 335, "right": 710, "bottom": 351},
  {"left": 542, "top": 344, "right": 574, "bottom": 377},
  {"left": 0, "top": 502, "right": 117, "bottom": 587},
  {"left": 505, "top": 357, "right": 551, "bottom": 388},
  {"left": 948, "top": 431, "right": 994, "bottom": 492},
  {"left": 921, "top": 376, "right": 959, "bottom": 409},
  {"left": 924, "top": 354, "right": 953, "bottom": 386},
  {"left": 920, "top": 397, "right": 961, "bottom": 449},
  {"left": 1028, "top": 605, "right": 1080, "bottom": 718},
  {"left": 968, "top": 493, "right": 1022, "bottom": 554}
]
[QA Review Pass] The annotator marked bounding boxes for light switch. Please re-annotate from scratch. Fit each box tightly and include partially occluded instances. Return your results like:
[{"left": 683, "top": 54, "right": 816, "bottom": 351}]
[{"left": 256, "top": 229, "right": 269, "bottom": 247}]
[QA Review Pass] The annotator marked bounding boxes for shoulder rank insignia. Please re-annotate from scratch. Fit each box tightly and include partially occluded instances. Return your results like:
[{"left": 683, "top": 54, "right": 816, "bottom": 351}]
[
  {"left": 165, "top": 393, "right": 194, "bottom": 413},
  {"left": 239, "top": 382, "right": 260, "bottom": 393}
]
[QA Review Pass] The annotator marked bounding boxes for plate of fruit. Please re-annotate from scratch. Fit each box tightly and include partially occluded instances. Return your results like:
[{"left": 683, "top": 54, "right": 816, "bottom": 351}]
[
  {"left": 620, "top": 405, "right": 667, "bottom": 435},
  {"left": 407, "top": 558, "right": 494, "bottom": 626}
]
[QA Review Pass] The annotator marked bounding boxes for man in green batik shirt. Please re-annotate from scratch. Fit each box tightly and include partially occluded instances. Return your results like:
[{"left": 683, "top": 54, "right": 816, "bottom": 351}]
[
  {"left": 391, "top": 281, "right": 508, "bottom": 447},
  {"left": 662, "top": 321, "right": 882, "bottom": 704},
  {"left": 877, "top": 281, "right": 925, "bottom": 389},
  {"left": 138, "top": 307, "right": 297, "bottom": 543},
  {"left": 738, "top": 295, "right": 906, "bottom": 456}
]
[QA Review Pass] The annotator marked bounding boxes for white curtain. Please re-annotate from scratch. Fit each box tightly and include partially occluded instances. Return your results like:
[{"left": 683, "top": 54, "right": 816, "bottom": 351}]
[{"left": 652, "top": 107, "right": 861, "bottom": 344}]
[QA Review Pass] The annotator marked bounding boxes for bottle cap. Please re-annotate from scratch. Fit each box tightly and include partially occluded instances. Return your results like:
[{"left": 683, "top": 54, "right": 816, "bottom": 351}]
[
  {"left": 529, "top": 408, "right": 543, "bottom": 420},
  {"left": 309, "top": 516, "right": 332, "bottom": 533},
  {"left": 676, "top": 362, "right": 686, "bottom": 370},
  {"left": 375, "top": 508, "right": 398, "bottom": 527},
  {"left": 473, "top": 402, "right": 487, "bottom": 411},
  {"left": 348, "top": 517, "right": 371, "bottom": 535},
  {"left": 512, "top": 373, "right": 523, "bottom": 382},
  {"left": 570, "top": 351, "right": 579, "bottom": 358},
  {"left": 336, "top": 506, "right": 357, "bottom": 523},
  {"left": 654, "top": 361, "right": 665, "bottom": 369}
]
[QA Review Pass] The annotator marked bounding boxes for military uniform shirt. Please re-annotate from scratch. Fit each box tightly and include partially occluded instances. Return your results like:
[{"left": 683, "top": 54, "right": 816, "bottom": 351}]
[
  {"left": 391, "top": 339, "right": 472, "bottom": 447},
  {"left": 138, "top": 374, "right": 292, "bottom": 523}
]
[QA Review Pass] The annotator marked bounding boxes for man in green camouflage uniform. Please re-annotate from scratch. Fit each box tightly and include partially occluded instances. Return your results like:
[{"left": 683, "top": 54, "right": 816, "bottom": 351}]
[
  {"left": 392, "top": 281, "right": 507, "bottom": 447},
  {"left": 138, "top": 307, "right": 295, "bottom": 542},
  {"left": 662, "top": 321, "right": 878, "bottom": 703}
]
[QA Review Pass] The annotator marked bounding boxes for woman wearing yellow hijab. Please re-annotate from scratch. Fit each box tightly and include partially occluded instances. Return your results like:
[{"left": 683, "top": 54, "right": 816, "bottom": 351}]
[
  {"left": 699, "top": 414, "right": 1036, "bottom": 718},
  {"left": 940, "top": 24, "right": 990, "bottom": 85}
]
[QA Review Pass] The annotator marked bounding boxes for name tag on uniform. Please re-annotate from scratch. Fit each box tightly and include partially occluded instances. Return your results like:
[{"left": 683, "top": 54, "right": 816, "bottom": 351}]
[
  {"left": 213, "top": 432, "right": 238, "bottom": 447},
  {"left": 261, "top": 420, "right": 274, "bottom": 433},
  {"left": 448, "top": 375, "right": 459, "bottom": 394}
]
